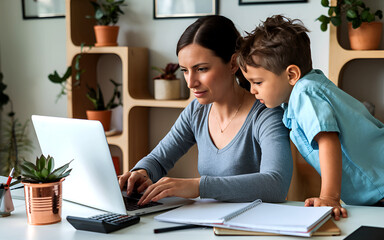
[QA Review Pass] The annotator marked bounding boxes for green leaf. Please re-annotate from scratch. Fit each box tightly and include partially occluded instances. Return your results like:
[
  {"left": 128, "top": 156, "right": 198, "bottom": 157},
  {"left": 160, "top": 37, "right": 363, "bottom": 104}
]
[
  {"left": 48, "top": 160, "right": 73, "bottom": 180},
  {"left": 20, "top": 164, "right": 35, "bottom": 176},
  {"left": 366, "top": 13, "right": 375, "bottom": 22},
  {"left": 36, "top": 155, "right": 46, "bottom": 171},
  {"left": 346, "top": 9, "right": 357, "bottom": 19},
  {"left": 376, "top": 10, "right": 383, "bottom": 19},
  {"left": 320, "top": 22, "right": 328, "bottom": 32},
  {"left": 63, "top": 67, "right": 72, "bottom": 80},
  {"left": 41, "top": 168, "right": 49, "bottom": 179},
  {"left": 330, "top": 16, "right": 341, "bottom": 26},
  {"left": 352, "top": 19, "right": 361, "bottom": 28},
  {"left": 361, "top": 10, "right": 369, "bottom": 21},
  {"left": 47, "top": 156, "right": 54, "bottom": 174},
  {"left": 317, "top": 15, "right": 329, "bottom": 23},
  {"left": 22, "top": 160, "right": 37, "bottom": 172},
  {"left": 321, "top": 0, "right": 329, "bottom": 7}
]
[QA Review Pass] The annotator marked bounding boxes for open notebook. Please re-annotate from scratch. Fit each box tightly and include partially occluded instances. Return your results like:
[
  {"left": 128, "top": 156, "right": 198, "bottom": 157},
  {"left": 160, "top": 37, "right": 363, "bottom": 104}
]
[
  {"left": 213, "top": 218, "right": 340, "bottom": 236},
  {"left": 155, "top": 199, "right": 333, "bottom": 237}
]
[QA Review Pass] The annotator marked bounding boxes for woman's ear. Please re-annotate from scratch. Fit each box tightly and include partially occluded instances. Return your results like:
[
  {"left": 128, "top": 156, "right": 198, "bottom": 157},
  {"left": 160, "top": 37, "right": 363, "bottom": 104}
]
[
  {"left": 230, "top": 53, "right": 240, "bottom": 74},
  {"left": 286, "top": 65, "right": 301, "bottom": 86}
]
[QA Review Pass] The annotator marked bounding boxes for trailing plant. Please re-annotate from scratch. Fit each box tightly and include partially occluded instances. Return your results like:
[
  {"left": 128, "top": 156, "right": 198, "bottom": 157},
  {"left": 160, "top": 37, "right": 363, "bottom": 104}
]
[
  {"left": 48, "top": 43, "right": 92, "bottom": 101},
  {"left": 19, "top": 154, "right": 72, "bottom": 183},
  {"left": 317, "top": 0, "right": 383, "bottom": 31},
  {"left": 152, "top": 63, "right": 180, "bottom": 80},
  {"left": 88, "top": 0, "right": 126, "bottom": 26},
  {"left": 86, "top": 79, "right": 122, "bottom": 110},
  {"left": 0, "top": 72, "right": 33, "bottom": 176}
]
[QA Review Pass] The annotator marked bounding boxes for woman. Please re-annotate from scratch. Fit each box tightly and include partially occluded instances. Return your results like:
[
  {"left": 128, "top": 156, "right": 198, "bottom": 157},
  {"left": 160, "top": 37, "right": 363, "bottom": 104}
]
[{"left": 119, "top": 15, "right": 292, "bottom": 205}]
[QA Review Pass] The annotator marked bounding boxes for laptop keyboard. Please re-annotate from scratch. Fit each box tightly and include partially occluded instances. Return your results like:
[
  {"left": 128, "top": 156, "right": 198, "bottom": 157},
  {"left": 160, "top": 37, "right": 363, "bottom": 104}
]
[{"left": 123, "top": 192, "right": 162, "bottom": 211}]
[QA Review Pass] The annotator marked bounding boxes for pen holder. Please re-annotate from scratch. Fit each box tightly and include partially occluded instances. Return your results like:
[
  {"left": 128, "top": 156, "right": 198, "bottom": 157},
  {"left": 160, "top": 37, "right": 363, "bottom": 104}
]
[{"left": 0, "top": 187, "right": 15, "bottom": 217}]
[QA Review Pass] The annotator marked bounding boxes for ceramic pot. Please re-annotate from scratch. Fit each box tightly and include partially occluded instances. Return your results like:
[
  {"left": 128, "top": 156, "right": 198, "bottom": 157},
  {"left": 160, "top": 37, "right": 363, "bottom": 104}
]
[
  {"left": 23, "top": 179, "right": 64, "bottom": 225},
  {"left": 86, "top": 110, "right": 112, "bottom": 131},
  {"left": 348, "top": 22, "right": 383, "bottom": 50},
  {"left": 94, "top": 25, "right": 119, "bottom": 47},
  {"left": 154, "top": 79, "right": 180, "bottom": 100}
]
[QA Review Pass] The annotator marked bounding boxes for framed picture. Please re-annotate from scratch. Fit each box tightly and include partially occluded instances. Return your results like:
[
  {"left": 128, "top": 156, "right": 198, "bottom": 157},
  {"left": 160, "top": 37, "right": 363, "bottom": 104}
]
[
  {"left": 154, "top": 0, "right": 218, "bottom": 19},
  {"left": 239, "top": 0, "right": 307, "bottom": 5},
  {"left": 22, "top": 0, "right": 66, "bottom": 20}
]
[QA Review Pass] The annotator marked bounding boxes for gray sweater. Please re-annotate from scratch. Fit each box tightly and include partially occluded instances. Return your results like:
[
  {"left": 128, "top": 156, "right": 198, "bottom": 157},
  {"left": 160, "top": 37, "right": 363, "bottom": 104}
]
[{"left": 133, "top": 99, "right": 292, "bottom": 202}]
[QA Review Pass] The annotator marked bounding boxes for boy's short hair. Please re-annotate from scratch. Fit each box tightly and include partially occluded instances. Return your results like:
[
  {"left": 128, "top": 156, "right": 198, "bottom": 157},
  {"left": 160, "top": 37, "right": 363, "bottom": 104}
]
[{"left": 237, "top": 15, "right": 312, "bottom": 76}]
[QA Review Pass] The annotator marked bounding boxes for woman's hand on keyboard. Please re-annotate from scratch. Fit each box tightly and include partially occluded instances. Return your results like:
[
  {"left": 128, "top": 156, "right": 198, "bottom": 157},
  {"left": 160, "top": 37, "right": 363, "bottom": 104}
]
[
  {"left": 137, "top": 177, "right": 200, "bottom": 205},
  {"left": 118, "top": 170, "right": 153, "bottom": 196}
]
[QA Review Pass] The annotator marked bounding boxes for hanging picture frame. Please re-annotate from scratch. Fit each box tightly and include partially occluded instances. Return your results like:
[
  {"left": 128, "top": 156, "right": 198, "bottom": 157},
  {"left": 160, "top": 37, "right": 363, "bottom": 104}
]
[
  {"left": 154, "top": 0, "right": 218, "bottom": 19},
  {"left": 22, "top": 0, "right": 65, "bottom": 20},
  {"left": 239, "top": 0, "right": 307, "bottom": 4}
]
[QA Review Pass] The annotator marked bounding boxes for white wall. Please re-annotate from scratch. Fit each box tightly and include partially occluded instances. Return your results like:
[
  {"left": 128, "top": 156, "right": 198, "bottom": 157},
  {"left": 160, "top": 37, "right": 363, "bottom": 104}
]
[{"left": 0, "top": 0, "right": 330, "bottom": 170}]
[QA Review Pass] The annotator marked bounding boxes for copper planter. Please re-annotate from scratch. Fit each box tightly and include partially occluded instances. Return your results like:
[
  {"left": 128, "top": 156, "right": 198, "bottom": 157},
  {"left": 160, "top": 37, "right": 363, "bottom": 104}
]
[{"left": 23, "top": 179, "right": 64, "bottom": 225}]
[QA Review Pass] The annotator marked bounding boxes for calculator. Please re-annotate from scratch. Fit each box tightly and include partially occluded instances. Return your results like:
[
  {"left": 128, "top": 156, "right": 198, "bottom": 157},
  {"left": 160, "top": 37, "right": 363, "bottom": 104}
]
[{"left": 67, "top": 213, "right": 140, "bottom": 233}]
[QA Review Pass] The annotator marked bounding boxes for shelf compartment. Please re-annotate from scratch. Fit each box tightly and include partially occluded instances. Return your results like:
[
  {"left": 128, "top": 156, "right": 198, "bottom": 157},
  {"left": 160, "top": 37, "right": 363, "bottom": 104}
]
[
  {"left": 68, "top": 52, "right": 123, "bottom": 119},
  {"left": 339, "top": 59, "right": 384, "bottom": 123},
  {"left": 66, "top": 0, "right": 97, "bottom": 47}
]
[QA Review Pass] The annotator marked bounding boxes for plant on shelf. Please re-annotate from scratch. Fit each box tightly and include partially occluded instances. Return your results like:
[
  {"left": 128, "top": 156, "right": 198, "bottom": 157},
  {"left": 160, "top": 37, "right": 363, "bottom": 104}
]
[
  {"left": 317, "top": 0, "right": 383, "bottom": 50},
  {"left": 87, "top": 0, "right": 127, "bottom": 47},
  {"left": 86, "top": 79, "right": 122, "bottom": 131},
  {"left": 317, "top": 0, "right": 383, "bottom": 31},
  {"left": 48, "top": 43, "right": 92, "bottom": 101},
  {"left": 19, "top": 154, "right": 73, "bottom": 225},
  {"left": 152, "top": 63, "right": 181, "bottom": 100}
]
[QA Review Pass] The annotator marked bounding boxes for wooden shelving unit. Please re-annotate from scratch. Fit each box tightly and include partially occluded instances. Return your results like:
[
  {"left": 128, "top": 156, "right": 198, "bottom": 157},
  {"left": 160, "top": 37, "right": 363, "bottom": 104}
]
[{"left": 65, "top": 0, "right": 193, "bottom": 173}]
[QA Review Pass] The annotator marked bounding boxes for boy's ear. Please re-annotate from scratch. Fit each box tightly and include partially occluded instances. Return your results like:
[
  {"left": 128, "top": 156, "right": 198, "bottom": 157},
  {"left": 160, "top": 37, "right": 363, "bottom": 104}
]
[{"left": 286, "top": 65, "right": 301, "bottom": 86}]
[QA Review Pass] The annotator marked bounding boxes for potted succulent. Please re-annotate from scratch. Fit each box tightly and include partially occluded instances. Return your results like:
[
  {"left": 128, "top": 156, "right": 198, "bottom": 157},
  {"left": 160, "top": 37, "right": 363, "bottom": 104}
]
[
  {"left": 88, "top": 0, "right": 126, "bottom": 47},
  {"left": 19, "top": 155, "right": 72, "bottom": 225},
  {"left": 317, "top": 0, "right": 383, "bottom": 50},
  {"left": 152, "top": 63, "right": 181, "bottom": 100},
  {"left": 86, "top": 79, "right": 122, "bottom": 131}
]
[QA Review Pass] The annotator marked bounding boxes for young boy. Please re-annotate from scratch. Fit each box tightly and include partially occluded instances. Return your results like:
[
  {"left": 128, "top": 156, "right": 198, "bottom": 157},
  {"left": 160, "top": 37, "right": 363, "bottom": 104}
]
[{"left": 237, "top": 15, "right": 384, "bottom": 220}]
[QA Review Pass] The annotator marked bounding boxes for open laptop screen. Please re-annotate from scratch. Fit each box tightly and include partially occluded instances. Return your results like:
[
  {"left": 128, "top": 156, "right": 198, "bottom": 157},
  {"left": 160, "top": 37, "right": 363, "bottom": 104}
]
[{"left": 32, "top": 115, "right": 127, "bottom": 214}]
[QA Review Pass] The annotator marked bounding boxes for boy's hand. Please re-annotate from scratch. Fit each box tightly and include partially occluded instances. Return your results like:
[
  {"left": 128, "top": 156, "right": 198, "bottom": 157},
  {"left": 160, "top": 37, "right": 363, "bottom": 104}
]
[{"left": 304, "top": 196, "right": 348, "bottom": 221}]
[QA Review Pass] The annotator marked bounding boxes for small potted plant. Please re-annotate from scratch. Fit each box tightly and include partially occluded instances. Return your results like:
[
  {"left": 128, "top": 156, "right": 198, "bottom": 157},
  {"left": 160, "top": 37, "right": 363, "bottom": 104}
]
[
  {"left": 88, "top": 0, "right": 126, "bottom": 47},
  {"left": 19, "top": 155, "right": 72, "bottom": 225},
  {"left": 152, "top": 63, "right": 181, "bottom": 100},
  {"left": 86, "top": 79, "right": 122, "bottom": 131},
  {"left": 317, "top": 0, "right": 383, "bottom": 50}
]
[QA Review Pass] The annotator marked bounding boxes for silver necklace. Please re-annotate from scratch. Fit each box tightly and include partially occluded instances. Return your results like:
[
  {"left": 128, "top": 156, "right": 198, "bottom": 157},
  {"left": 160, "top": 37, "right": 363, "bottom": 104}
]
[{"left": 212, "top": 92, "right": 244, "bottom": 133}]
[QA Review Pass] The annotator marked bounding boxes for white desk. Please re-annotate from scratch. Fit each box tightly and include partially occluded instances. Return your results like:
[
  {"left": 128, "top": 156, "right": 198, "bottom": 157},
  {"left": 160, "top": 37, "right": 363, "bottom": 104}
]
[{"left": 2, "top": 190, "right": 384, "bottom": 240}]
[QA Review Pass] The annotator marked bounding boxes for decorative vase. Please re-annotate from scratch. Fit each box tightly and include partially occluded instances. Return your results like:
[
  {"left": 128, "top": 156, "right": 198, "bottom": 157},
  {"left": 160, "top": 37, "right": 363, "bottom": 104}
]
[
  {"left": 94, "top": 25, "right": 119, "bottom": 47},
  {"left": 23, "top": 179, "right": 64, "bottom": 225},
  {"left": 154, "top": 79, "right": 180, "bottom": 100},
  {"left": 86, "top": 110, "right": 112, "bottom": 131},
  {"left": 348, "top": 22, "right": 383, "bottom": 50}
]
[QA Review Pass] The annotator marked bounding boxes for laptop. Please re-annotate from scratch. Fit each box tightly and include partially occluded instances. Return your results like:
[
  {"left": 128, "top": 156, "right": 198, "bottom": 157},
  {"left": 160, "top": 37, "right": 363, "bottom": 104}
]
[{"left": 31, "top": 115, "right": 193, "bottom": 215}]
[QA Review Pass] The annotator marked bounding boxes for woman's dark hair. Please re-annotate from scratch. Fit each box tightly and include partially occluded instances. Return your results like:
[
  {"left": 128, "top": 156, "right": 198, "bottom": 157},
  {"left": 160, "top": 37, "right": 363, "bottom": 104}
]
[{"left": 176, "top": 15, "right": 250, "bottom": 90}]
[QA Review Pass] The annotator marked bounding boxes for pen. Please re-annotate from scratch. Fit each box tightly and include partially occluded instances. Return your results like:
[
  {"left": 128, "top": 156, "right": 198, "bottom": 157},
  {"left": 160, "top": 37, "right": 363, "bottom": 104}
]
[
  {"left": 6, "top": 168, "right": 15, "bottom": 186},
  {"left": 154, "top": 224, "right": 203, "bottom": 234},
  {"left": 10, "top": 185, "right": 24, "bottom": 191}
]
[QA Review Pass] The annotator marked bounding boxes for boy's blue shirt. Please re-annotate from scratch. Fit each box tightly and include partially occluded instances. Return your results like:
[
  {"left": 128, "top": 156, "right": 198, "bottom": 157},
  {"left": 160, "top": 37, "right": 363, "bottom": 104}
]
[{"left": 282, "top": 69, "right": 384, "bottom": 205}]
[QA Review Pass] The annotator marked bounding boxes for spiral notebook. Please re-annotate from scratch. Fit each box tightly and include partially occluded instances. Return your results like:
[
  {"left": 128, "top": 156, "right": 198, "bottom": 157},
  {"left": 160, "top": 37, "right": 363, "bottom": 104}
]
[{"left": 154, "top": 199, "right": 332, "bottom": 237}]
